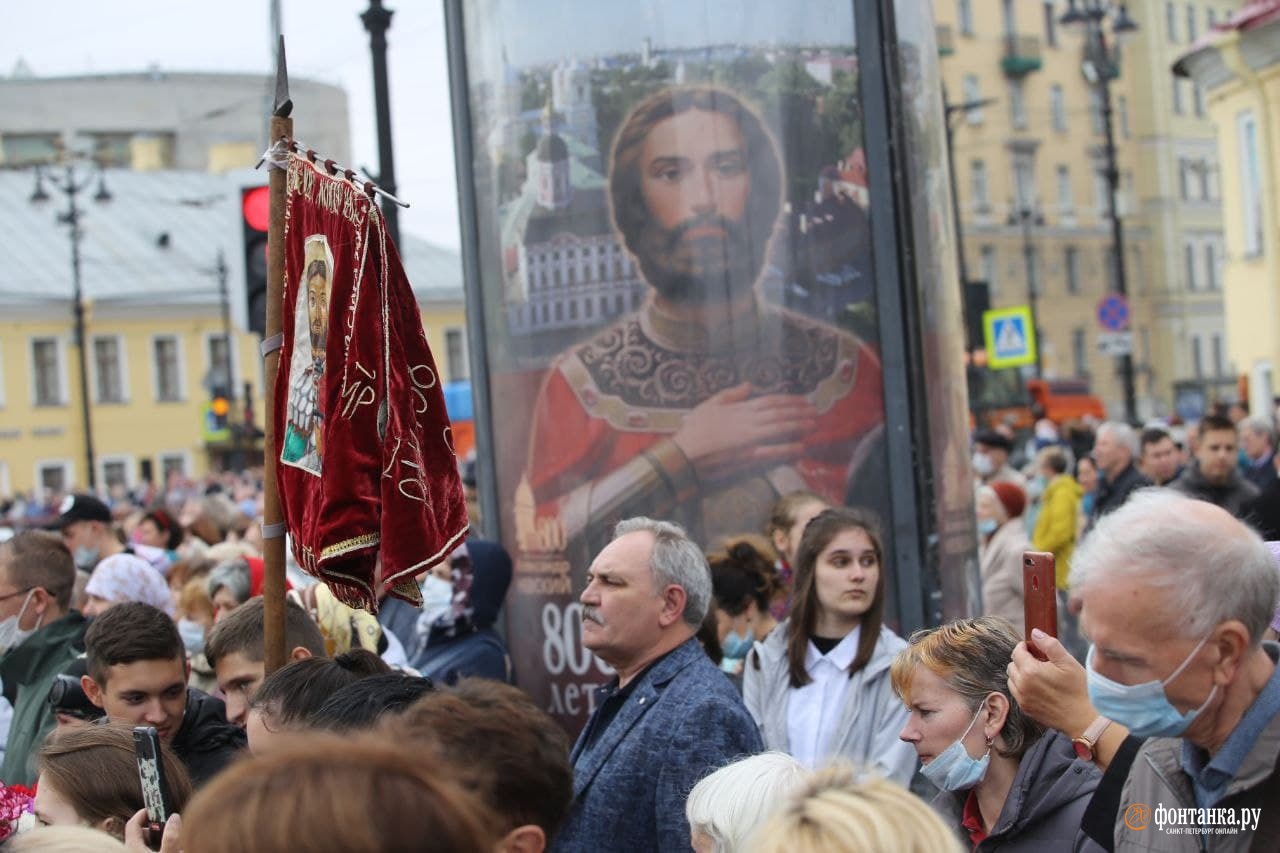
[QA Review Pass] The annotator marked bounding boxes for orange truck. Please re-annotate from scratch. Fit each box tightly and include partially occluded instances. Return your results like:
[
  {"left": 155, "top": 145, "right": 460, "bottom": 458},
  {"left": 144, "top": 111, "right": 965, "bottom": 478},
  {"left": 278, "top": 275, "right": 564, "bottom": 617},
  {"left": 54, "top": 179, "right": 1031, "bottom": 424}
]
[{"left": 968, "top": 365, "right": 1106, "bottom": 432}]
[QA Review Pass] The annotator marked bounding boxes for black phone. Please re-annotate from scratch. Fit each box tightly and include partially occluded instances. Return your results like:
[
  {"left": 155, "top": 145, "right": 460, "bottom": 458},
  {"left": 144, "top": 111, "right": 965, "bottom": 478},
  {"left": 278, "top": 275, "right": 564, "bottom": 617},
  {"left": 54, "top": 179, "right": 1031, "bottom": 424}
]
[{"left": 133, "top": 726, "right": 172, "bottom": 852}]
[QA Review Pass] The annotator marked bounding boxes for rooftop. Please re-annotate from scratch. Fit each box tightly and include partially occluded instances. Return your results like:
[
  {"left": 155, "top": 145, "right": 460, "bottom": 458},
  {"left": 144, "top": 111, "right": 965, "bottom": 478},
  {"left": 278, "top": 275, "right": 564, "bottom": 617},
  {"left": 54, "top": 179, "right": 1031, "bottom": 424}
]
[{"left": 0, "top": 166, "right": 462, "bottom": 316}]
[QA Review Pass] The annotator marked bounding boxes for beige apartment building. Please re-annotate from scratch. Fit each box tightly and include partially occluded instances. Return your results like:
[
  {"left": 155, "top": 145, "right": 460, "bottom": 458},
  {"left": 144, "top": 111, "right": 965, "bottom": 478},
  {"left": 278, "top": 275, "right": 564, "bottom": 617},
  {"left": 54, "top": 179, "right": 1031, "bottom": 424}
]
[{"left": 937, "top": 0, "right": 1241, "bottom": 419}]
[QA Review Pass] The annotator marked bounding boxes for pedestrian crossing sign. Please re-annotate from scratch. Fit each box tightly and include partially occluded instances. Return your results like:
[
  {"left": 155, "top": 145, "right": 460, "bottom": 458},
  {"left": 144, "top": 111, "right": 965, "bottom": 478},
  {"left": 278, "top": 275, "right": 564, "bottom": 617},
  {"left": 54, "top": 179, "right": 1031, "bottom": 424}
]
[{"left": 982, "top": 306, "right": 1037, "bottom": 369}]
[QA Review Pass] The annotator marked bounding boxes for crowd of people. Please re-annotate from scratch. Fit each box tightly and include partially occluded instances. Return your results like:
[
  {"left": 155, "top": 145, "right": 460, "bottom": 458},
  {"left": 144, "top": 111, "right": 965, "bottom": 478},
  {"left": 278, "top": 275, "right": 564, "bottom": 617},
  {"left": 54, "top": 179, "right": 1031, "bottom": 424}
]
[{"left": 0, "top": 405, "right": 1274, "bottom": 851}]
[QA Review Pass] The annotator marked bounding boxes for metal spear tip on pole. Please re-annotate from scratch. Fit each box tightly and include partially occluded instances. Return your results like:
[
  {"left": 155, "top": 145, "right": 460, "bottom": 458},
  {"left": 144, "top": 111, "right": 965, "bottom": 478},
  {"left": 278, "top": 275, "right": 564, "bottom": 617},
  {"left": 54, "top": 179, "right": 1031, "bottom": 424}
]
[{"left": 273, "top": 34, "right": 293, "bottom": 118}]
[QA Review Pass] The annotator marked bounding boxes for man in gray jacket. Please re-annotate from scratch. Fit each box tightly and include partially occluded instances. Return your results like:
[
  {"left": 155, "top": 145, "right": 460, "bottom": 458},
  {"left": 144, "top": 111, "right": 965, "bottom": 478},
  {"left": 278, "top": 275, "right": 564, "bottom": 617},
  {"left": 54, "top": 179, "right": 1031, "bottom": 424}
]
[
  {"left": 1070, "top": 490, "right": 1280, "bottom": 852},
  {"left": 554, "top": 518, "right": 762, "bottom": 852}
]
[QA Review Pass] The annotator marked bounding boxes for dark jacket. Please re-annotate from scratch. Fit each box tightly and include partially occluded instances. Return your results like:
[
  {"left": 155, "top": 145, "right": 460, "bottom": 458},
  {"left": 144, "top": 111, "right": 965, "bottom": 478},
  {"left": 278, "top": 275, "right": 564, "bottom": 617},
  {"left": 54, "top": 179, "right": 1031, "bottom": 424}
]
[
  {"left": 1090, "top": 463, "right": 1150, "bottom": 526},
  {"left": 0, "top": 611, "right": 87, "bottom": 785},
  {"left": 554, "top": 636, "right": 763, "bottom": 853},
  {"left": 1245, "top": 476, "right": 1280, "bottom": 540},
  {"left": 417, "top": 539, "right": 514, "bottom": 684},
  {"left": 170, "top": 688, "right": 246, "bottom": 786},
  {"left": 1243, "top": 453, "right": 1278, "bottom": 492},
  {"left": 1169, "top": 462, "right": 1260, "bottom": 519},
  {"left": 932, "top": 730, "right": 1104, "bottom": 852}
]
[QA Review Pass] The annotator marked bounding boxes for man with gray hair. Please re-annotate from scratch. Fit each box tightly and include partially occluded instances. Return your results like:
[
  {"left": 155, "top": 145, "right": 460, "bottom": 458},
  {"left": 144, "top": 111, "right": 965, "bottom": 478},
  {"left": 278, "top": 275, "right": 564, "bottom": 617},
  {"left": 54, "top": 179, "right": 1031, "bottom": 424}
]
[
  {"left": 1071, "top": 490, "right": 1280, "bottom": 851},
  {"left": 1087, "top": 421, "right": 1149, "bottom": 531},
  {"left": 1238, "top": 414, "right": 1277, "bottom": 492},
  {"left": 556, "top": 517, "right": 762, "bottom": 852}
]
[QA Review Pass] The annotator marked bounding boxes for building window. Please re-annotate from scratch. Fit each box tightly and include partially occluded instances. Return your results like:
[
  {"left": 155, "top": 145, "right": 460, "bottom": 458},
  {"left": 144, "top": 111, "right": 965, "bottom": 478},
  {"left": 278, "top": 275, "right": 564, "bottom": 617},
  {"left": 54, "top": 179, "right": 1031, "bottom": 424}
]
[
  {"left": 971, "top": 159, "right": 989, "bottom": 209},
  {"left": 31, "top": 337, "right": 62, "bottom": 406},
  {"left": 1186, "top": 4, "right": 1197, "bottom": 41},
  {"left": 1193, "top": 83, "right": 1205, "bottom": 117},
  {"left": 1065, "top": 247, "right": 1081, "bottom": 294},
  {"left": 1212, "top": 334, "right": 1225, "bottom": 377},
  {"left": 1089, "top": 89, "right": 1105, "bottom": 134},
  {"left": 92, "top": 336, "right": 125, "bottom": 403},
  {"left": 1206, "top": 243, "right": 1220, "bottom": 290},
  {"left": 1239, "top": 111, "right": 1264, "bottom": 256},
  {"left": 1009, "top": 79, "right": 1027, "bottom": 130},
  {"left": 206, "top": 335, "right": 232, "bottom": 397},
  {"left": 1072, "top": 328, "right": 1088, "bottom": 377},
  {"left": 1, "top": 134, "right": 59, "bottom": 167},
  {"left": 958, "top": 0, "right": 973, "bottom": 34},
  {"left": 1172, "top": 78, "right": 1184, "bottom": 115},
  {"left": 1118, "top": 95, "right": 1131, "bottom": 138},
  {"left": 1012, "top": 153, "right": 1037, "bottom": 210},
  {"left": 1050, "top": 85, "right": 1067, "bottom": 132},
  {"left": 1105, "top": 247, "right": 1119, "bottom": 292},
  {"left": 101, "top": 457, "right": 129, "bottom": 490},
  {"left": 1185, "top": 242, "right": 1199, "bottom": 291},
  {"left": 1179, "top": 159, "right": 1191, "bottom": 201},
  {"left": 1094, "top": 167, "right": 1111, "bottom": 217},
  {"left": 37, "top": 462, "right": 70, "bottom": 497},
  {"left": 1207, "top": 8, "right": 1216, "bottom": 26},
  {"left": 159, "top": 453, "right": 187, "bottom": 481},
  {"left": 1166, "top": 2, "right": 1178, "bottom": 41},
  {"left": 980, "top": 245, "right": 998, "bottom": 298},
  {"left": 1044, "top": 1, "right": 1058, "bottom": 46},
  {"left": 152, "top": 336, "right": 183, "bottom": 402},
  {"left": 1191, "top": 335, "right": 1204, "bottom": 378},
  {"left": 444, "top": 328, "right": 468, "bottom": 382},
  {"left": 1056, "top": 165, "right": 1073, "bottom": 212},
  {"left": 963, "top": 76, "right": 983, "bottom": 124}
]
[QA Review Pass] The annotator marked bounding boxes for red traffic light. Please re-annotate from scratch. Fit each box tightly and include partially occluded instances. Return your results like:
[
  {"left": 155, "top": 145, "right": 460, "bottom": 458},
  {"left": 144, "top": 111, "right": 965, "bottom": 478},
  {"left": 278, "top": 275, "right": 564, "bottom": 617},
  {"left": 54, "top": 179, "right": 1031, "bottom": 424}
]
[{"left": 242, "top": 186, "right": 270, "bottom": 233}]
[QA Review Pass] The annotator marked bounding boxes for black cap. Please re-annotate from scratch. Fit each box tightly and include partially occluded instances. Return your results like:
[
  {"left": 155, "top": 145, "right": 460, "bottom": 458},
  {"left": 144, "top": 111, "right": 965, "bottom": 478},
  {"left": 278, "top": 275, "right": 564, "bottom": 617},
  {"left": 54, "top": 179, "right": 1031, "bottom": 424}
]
[
  {"left": 973, "top": 429, "right": 1013, "bottom": 453},
  {"left": 55, "top": 493, "right": 112, "bottom": 528}
]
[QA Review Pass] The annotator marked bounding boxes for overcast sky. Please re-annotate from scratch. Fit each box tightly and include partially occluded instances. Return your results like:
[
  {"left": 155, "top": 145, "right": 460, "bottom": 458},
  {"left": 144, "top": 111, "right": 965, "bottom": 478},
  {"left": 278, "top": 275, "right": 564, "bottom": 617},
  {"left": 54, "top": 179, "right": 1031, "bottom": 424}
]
[{"left": 6, "top": 0, "right": 463, "bottom": 248}]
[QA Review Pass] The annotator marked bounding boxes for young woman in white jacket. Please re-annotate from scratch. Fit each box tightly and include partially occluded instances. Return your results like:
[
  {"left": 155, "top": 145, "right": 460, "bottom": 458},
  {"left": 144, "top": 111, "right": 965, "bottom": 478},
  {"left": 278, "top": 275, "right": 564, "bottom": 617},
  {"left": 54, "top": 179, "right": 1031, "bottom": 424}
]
[{"left": 742, "top": 507, "right": 917, "bottom": 783}]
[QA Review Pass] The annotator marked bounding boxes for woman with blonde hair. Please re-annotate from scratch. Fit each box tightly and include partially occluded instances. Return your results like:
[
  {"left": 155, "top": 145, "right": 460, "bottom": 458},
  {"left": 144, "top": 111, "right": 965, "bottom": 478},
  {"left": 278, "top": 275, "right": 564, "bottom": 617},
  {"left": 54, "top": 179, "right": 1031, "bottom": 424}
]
[
  {"left": 685, "top": 751, "right": 808, "bottom": 852},
  {"left": 34, "top": 725, "right": 191, "bottom": 842},
  {"left": 743, "top": 508, "right": 915, "bottom": 781},
  {"left": 891, "top": 617, "right": 1100, "bottom": 851},
  {"left": 748, "top": 765, "right": 962, "bottom": 853}
]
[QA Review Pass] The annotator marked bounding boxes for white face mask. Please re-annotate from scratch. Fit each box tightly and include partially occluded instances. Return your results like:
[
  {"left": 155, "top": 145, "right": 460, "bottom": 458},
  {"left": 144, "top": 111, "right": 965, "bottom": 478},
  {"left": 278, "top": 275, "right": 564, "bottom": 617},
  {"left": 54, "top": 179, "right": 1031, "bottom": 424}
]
[
  {"left": 0, "top": 591, "right": 42, "bottom": 655},
  {"left": 419, "top": 574, "right": 454, "bottom": 624}
]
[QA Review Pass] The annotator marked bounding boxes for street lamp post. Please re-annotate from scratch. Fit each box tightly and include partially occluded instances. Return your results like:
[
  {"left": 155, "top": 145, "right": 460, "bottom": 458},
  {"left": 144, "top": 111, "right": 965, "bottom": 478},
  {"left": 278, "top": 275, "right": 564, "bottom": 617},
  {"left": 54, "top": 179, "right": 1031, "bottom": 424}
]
[
  {"left": 1061, "top": 0, "right": 1139, "bottom": 424},
  {"left": 30, "top": 163, "right": 112, "bottom": 492},
  {"left": 362, "top": 0, "right": 401, "bottom": 249}
]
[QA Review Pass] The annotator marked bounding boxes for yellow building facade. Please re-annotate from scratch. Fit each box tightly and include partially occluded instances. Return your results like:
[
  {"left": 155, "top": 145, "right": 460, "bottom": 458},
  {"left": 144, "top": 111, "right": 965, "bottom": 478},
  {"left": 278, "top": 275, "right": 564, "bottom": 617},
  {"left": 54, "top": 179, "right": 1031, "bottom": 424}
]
[
  {"left": 938, "top": 0, "right": 1243, "bottom": 419},
  {"left": 1177, "top": 3, "right": 1280, "bottom": 416},
  {"left": 0, "top": 298, "right": 468, "bottom": 500}
]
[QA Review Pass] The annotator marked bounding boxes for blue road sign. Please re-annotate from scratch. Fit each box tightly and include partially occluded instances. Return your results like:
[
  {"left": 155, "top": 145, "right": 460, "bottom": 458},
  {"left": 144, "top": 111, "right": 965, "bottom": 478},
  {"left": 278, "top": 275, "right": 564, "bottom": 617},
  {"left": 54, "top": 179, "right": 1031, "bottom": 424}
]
[
  {"left": 983, "top": 306, "right": 1037, "bottom": 369},
  {"left": 1096, "top": 294, "right": 1130, "bottom": 332}
]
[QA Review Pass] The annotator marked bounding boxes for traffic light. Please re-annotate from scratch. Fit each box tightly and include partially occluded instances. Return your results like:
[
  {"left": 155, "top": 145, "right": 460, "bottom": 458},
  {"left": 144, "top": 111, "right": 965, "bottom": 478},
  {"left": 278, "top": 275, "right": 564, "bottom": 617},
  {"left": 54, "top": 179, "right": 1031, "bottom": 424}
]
[{"left": 241, "top": 186, "right": 269, "bottom": 338}]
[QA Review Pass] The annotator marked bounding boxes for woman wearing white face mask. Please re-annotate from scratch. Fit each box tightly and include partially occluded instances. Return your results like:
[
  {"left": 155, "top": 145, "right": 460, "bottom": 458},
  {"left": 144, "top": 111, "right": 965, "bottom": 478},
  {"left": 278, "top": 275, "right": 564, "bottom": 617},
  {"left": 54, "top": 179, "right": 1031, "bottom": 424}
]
[{"left": 892, "top": 617, "right": 1102, "bottom": 852}]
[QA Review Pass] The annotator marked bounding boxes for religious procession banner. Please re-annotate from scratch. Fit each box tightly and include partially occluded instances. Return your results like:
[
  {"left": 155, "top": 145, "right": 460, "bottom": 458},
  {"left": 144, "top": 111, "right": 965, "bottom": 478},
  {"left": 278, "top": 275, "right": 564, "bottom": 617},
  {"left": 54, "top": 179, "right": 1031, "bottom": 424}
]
[{"left": 274, "top": 155, "right": 469, "bottom": 612}]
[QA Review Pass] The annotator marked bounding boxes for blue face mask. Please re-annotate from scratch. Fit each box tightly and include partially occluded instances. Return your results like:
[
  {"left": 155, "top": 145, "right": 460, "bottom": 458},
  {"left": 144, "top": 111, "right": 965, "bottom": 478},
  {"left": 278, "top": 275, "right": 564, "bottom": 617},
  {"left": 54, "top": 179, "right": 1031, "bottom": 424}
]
[
  {"left": 177, "top": 618, "right": 206, "bottom": 655},
  {"left": 721, "top": 630, "right": 754, "bottom": 661},
  {"left": 978, "top": 518, "right": 999, "bottom": 536},
  {"left": 921, "top": 705, "right": 991, "bottom": 792},
  {"left": 73, "top": 545, "right": 99, "bottom": 570},
  {"left": 1085, "top": 637, "right": 1218, "bottom": 739}
]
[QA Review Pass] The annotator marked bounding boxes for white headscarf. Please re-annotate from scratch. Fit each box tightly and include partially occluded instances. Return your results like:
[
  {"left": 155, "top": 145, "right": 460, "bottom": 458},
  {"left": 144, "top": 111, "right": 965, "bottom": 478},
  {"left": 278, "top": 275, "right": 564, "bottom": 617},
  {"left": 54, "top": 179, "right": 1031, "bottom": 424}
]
[{"left": 85, "top": 553, "right": 174, "bottom": 616}]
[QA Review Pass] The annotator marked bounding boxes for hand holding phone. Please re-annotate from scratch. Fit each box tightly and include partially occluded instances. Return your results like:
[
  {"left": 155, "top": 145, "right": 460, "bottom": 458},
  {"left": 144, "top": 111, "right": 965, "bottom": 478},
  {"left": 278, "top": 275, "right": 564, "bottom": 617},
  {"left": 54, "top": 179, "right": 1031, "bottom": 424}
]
[
  {"left": 1022, "top": 551, "right": 1058, "bottom": 661},
  {"left": 133, "top": 726, "right": 173, "bottom": 852}
]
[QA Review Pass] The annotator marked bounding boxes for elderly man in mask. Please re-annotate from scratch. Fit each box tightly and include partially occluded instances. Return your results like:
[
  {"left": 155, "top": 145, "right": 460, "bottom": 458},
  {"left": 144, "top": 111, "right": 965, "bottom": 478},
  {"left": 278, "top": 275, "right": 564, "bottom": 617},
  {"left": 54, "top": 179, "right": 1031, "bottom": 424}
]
[{"left": 1066, "top": 490, "right": 1280, "bottom": 851}]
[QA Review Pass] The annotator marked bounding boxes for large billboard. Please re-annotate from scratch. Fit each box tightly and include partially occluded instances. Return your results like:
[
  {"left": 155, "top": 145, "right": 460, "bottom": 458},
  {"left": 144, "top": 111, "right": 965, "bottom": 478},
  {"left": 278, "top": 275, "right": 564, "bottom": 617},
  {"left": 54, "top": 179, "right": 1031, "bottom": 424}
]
[{"left": 449, "top": 0, "right": 968, "bottom": 729}]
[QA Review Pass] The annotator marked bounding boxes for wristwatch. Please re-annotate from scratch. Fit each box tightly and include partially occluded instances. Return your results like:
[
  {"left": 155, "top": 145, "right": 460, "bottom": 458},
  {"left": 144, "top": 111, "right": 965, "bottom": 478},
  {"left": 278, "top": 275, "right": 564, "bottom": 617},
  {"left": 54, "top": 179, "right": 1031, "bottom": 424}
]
[{"left": 1071, "top": 716, "right": 1114, "bottom": 762}]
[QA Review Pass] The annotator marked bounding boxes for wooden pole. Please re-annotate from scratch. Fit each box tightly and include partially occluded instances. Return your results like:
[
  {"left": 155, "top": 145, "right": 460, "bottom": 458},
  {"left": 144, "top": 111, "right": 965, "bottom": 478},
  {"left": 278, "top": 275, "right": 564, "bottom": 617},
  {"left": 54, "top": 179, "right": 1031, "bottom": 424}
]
[{"left": 262, "top": 37, "right": 293, "bottom": 676}]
